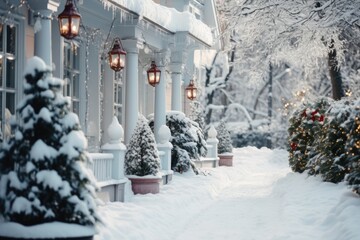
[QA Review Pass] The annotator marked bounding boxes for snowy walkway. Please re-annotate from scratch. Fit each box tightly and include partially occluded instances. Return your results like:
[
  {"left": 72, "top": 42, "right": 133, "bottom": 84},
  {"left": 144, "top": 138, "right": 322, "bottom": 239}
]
[{"left": 96, "top": 147, "right": 360, "bottom": 240}]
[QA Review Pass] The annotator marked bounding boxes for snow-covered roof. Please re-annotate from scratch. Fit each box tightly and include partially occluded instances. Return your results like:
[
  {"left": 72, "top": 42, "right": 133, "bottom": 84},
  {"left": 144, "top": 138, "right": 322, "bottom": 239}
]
[{"left": 100, "top": 0, "right": 214, "bottom": 46}]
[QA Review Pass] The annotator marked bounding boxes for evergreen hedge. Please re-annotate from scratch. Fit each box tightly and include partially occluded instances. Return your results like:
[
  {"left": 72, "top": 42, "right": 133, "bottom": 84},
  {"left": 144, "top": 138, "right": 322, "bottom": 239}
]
[{"left": 288, "top": 98, "right": 360, "bottom": 195}]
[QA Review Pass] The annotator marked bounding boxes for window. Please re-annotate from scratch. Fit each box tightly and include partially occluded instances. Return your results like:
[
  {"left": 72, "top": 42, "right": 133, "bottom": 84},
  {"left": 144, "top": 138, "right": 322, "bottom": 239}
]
[
  {"left": 113, "top": 72, "right": 123, "bottom": 124},
  {"left": 189, "top": 2, "right": 202, "bottom": 20},
  {"left": 63, "top": 42, "right": 80, "bottom": 115},
  {"left": 0, "top": 23, "right": 17, "bottom": 140}
]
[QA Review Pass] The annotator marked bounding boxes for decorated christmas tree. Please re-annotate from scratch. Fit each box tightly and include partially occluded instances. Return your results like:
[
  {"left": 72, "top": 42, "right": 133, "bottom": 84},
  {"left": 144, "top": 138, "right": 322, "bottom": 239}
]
[
  {"left": 216, "top": 120, "right": 233, "bottom": 154},
  {"left": 345, "top": 100, "right": 360, "bottom": 194},
  {"left": 0, "top": 57, "right": 99, "bottom": 226},
  {"left": 288, "top": 98, "right": 330, "bottom": 173},
  {"left": 124, "top": 115, "right": 161, "bottom": 176},
  {"left": 313, "top": 99, "right": 352, "bottom": 182}
]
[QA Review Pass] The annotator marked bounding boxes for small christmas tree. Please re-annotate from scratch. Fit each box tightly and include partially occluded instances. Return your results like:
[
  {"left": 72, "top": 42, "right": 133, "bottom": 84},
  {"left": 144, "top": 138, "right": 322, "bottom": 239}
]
[
  {"left": 216, "top": 120, "right": 233, "bottom": 154},
  {"left": 0, "top": 57, "right": 99, "bottom": 226},
  {"left": 124, "top": 115, "right": 161, "bottom": 176}
]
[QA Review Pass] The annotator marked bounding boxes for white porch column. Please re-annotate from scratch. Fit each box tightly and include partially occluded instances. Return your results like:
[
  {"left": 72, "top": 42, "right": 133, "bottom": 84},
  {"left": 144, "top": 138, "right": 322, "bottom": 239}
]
[
  {"left": 169, "top": 64, "right": 183, "bottom": 111},
  {"left": 154, "top": 64, "right": 166, "bottom": 142},
  {"left": 34, "top": 10, "right": 53, "bottom": 65},
  {"left": 122, "top": 40, "right": 141, "bottom": 144}
]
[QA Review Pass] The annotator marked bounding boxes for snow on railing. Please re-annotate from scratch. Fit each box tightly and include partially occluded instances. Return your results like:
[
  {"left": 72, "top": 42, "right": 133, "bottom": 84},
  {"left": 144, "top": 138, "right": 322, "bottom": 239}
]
[{"left": 88, "top": 153, "right": 114, "bottom": 182}]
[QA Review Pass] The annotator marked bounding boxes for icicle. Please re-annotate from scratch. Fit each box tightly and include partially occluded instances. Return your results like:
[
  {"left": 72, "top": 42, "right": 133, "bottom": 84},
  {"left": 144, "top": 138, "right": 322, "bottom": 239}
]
[{"left": 34, "top": 17, "right": 41, "bottom": 33}]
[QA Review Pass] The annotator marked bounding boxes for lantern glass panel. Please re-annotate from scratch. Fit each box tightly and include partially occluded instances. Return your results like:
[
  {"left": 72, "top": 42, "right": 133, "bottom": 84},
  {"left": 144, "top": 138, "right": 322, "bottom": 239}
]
[
  {"left": 120, "top": 54, "right": 126, "bottom": 68},
  {"left": 60, "top": 18, "right": 70, "bottom": 35},
  {"left": 71, "top": 17, "right": 80, "bottom": 35},
  {"left": 187, "top": 89, "right": 192, "bottom": 99},
  {"left": 111, "top": 54, "right": 119, "bottom": 68},
  {"left": 155, "top": 72, "right": 160, "bottom": 82},
  {"left": 148, "top": 72, "right": 155, "bottom": 84}
]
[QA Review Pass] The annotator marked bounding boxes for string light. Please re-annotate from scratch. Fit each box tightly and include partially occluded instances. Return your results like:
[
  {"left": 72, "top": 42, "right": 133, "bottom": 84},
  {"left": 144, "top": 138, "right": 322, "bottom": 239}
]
[{"left": 77, "top": 24, "right": 101, "bottom": 144}]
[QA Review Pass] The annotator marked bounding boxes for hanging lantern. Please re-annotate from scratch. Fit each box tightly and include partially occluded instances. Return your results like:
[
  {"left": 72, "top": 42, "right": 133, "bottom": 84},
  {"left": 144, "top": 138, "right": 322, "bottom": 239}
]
[
  {"left": 108, "top": 38, "right": 127, "bottom": 72},
  {"left": 58, "top": 0, "right": 81, "bottom": 40},
  {"left": 147, "top": 61, "right": 161, "bottom": 87},
  {"left": 185, "top": 79, "right": 197, "bottom": 100}
]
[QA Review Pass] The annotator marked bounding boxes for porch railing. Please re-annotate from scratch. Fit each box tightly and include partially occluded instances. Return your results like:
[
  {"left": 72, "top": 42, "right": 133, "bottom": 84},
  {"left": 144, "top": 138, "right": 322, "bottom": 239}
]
[{"left": 88, "top": 153, "right": 114, "bottom": 182}]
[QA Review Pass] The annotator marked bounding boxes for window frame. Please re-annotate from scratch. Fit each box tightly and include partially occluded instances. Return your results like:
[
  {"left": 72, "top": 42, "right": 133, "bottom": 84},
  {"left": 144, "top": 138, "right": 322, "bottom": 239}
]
[
  {"left": 0, "top": 18, "right": 23, "bottom": 140},
  {"left": 63, "top": 41, "right": 81, "bottom": 115}
]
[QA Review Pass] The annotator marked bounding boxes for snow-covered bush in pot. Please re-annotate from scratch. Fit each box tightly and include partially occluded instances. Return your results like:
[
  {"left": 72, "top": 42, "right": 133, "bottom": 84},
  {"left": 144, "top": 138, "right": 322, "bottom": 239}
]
[
  {"left": 124, "top": 115, "right": 160, "bottom": 176},
  {"left": 0, "top": 57, "right": 99, "bottom": 226},
  {"left": 216, "top": 120, "right": 233, "bottom": 154},
  {"left": 149, "top": 111, "right": 207, "bottom": 174}
]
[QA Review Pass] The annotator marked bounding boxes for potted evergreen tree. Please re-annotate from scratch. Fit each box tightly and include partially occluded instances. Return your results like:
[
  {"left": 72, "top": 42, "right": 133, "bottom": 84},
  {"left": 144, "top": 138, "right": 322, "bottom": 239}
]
[
  {"left": 124, "top": 115, "right": 161, "bottom": 194},
  {"left": 0, "top": 57, "right": 99, "bottom": 240},
  {"left": 216, "top": 120, "right": 234, "bottom": 166}
]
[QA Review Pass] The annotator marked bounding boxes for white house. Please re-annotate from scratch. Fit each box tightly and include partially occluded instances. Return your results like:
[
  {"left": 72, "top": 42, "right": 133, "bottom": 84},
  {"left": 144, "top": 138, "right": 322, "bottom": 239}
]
[
  {"left": 0, "top": 0, "right": 220, "bottom": 148},
  {"left": 0, "top": 0, "right": 220, "bottom": 200}
]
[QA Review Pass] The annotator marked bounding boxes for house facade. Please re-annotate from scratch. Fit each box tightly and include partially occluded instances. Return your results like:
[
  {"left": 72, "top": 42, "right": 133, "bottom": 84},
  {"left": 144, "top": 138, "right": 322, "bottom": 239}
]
[{"left": 0, "top": 0, "right": 220, "bottom": 151}]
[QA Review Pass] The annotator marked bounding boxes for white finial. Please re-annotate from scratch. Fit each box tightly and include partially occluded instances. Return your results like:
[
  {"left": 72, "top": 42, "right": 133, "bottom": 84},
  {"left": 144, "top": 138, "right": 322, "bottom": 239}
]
[
  {"left": 107, "top": 116, "right": 124, "bottom": 143},
  {"left": 158, "top": 125, "right": 171, "bottom": 144},
  {"left": 208, "top": 125, "right": 217, "bottom": 139}
]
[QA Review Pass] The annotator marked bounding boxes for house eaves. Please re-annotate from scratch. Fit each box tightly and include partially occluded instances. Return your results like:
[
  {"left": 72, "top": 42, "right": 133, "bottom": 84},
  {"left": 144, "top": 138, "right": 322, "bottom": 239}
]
[{"left": 99, "top": 0, "right": 214, "bottom": 47}]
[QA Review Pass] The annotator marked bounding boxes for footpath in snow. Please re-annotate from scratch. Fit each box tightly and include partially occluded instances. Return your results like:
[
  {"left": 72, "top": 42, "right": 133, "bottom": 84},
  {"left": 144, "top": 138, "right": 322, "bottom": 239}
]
[{"left": 95, "top": 147, "right": 360, "bottom": 240}]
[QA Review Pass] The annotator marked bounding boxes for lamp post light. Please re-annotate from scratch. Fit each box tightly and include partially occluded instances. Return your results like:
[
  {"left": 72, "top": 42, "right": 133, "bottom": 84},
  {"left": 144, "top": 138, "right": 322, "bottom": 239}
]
[
  {"left": 147, "top": 61, "right": 161, "bottom": 87},
  {"left": 185, "top": 79, "right": 197, "bottom": 100},
  {"left": 108, "top": 38, "right": 127, "bottom": 72},
  {"left": 58, "top": 0, "right": 81, "bottom": 40}
]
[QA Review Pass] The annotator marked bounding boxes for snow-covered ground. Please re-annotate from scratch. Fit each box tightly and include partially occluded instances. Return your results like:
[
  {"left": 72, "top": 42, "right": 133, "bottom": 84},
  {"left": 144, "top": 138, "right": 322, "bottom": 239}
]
[{"left": 95, "top": 147, "right": 360, "bottom": 240}]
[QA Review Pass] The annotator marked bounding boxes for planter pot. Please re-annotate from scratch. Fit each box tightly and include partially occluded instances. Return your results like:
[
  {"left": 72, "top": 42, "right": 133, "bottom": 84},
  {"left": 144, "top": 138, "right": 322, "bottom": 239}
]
[
  {"left": 218, "top": 153, "right": 233, "bottom": 167},
  {"left": 0, "top": 236, "right": 93, "bottom": 240},
  {"left": 0, "top": 222, "right": 95, "bottom": 240},
  {"left": 128, "top": 176, "right": 161, "bottom": 194}
]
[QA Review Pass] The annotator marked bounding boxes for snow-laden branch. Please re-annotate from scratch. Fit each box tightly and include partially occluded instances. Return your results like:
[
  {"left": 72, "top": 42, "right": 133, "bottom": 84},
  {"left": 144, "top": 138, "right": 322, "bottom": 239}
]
[{"left": 225, "top": 103, "right": 254, "bottom": 128}]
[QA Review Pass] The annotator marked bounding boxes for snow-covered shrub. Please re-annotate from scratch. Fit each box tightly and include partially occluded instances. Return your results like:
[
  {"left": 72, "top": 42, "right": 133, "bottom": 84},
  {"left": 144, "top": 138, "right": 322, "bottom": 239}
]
[
  {"left": 124, "top": 115, "right": 160, "bottom": 176},
  {"left": 0, "top": 57, "right": 99, "bottom": 226},
  {"left": 216, "top": 120, "right": 233, "bottom": 154},
  {"left": 345, "top": 99, "right": 360, "bottom": 194},
  {"left": 231, "top": 130, "right": 270, "bottom": 149},
  {"left": 149, "top": 111, "right": 207, "bottom": 174},
  {"left": 311, "top": 99, "right": 353, "bottom": 182},
  {"left": 288, "top": 98, "right": 331, "bottom": 173}
]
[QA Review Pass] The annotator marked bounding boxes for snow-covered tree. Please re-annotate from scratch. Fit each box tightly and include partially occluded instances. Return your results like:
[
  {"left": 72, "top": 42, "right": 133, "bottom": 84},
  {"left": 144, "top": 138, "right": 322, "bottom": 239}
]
[
  {"left": 124, "top": 115, "right": 160, "bottom": 176},
  {"left": 189, "top": 101, "right": 206, "bottom": 131},
  {"left": 217, "top": 0, "right": 360, "bottom": 100},
  {"left": 216, "top": 120, "right": 233, "bottom": 154},
  {"left": 149, "top": 112, "right": 207, "bottom": 174},
  {"left": 0, "top": 57, "right": 99, "bottom": 226}
]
